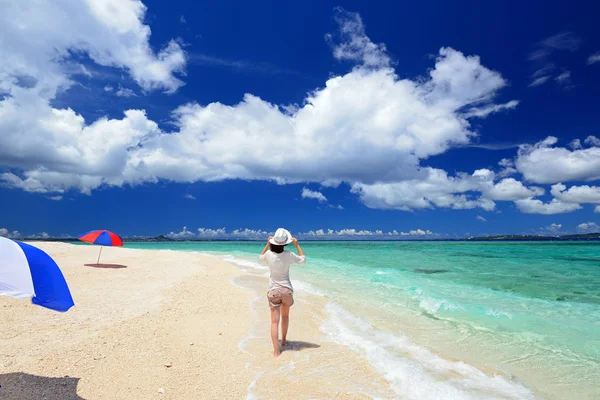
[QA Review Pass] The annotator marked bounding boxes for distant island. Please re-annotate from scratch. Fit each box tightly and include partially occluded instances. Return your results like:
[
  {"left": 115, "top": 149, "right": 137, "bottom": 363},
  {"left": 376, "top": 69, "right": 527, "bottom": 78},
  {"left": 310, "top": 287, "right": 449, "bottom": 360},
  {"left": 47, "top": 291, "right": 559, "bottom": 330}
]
[{"left": 465, "top": 232, "right": 600, "bottom": 241}]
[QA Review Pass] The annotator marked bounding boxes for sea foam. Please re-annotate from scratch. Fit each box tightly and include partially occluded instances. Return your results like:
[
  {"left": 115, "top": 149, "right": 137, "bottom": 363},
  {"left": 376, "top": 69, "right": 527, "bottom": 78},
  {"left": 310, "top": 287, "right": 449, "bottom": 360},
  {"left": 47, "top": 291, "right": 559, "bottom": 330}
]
[{"left": 321, "top": 302, "right": 535, "bottom": 400}]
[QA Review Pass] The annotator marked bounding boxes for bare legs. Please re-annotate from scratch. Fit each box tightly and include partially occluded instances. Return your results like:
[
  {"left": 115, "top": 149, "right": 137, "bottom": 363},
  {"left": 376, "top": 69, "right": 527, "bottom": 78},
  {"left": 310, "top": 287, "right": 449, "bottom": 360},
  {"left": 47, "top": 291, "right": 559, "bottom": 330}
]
[
  {"left": 270, "top": 307, "right": 281, "bottom": 357},
  {"left": 270, "top": 305, "right": 291, "bottom": 357},
  {"left": 281, "top": 304, "right": 290, "bottom": 347}
]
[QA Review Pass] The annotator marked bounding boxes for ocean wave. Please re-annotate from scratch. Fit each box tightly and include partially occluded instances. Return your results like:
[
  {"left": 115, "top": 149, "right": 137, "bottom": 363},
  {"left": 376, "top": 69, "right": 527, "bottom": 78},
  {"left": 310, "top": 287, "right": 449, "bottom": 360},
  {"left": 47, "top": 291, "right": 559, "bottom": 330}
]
[
  {"left": 220, "top": 255, "right": 268, "bottom": 271},
  {"left": 321, "top": 302, "right": 534, "bottom": 400},
  {"left": 419, "top": 296, "right": 465, "bottom": 314},
  {"left": 411, "top": 287, "right": 514, "bottom": 320},
  {"left": 245, "top": 371, "right": 264, "bottom": 400},
  {"left": 294, "top": 280, "right": 328, "bottom": 296},
  {"left": 485, "top": 308, "right": 514, "bottom": 319}
]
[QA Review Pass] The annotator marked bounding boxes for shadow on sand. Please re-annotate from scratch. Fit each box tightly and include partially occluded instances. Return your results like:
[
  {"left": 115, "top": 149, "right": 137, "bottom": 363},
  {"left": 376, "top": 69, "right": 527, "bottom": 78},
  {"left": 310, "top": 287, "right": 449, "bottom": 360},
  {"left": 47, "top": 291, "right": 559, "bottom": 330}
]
[
  {"left": 84, "top": 263, "right": 127, "bottom": 269},
  {"left": 281, "top": 341, "right": 321, "bottom": 352},
  {"left": 0, "top": 372, "right": 85, "bottom": 400}
]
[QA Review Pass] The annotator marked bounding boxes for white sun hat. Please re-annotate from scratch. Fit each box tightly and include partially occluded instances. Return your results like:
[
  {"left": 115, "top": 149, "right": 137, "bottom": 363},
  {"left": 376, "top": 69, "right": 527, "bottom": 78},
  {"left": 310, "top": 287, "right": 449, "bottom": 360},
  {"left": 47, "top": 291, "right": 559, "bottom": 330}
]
[{"left": 269, "top": 228, "right": 293, "bottom": 245}]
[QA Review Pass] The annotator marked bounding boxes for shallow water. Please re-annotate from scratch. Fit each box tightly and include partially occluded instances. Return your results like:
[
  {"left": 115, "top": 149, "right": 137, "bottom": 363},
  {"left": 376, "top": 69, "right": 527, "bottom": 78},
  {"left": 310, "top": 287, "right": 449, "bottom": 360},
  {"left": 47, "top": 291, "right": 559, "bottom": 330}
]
[{"left": 123, "top": 240, "right": 600, "bottom": 399}]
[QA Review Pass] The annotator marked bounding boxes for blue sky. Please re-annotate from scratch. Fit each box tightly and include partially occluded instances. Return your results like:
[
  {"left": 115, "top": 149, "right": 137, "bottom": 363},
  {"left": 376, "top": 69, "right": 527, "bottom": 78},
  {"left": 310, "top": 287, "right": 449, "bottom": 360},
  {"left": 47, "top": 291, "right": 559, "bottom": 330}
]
[{"left": 1, "top": 0, "right": 600, "bottom": 239}]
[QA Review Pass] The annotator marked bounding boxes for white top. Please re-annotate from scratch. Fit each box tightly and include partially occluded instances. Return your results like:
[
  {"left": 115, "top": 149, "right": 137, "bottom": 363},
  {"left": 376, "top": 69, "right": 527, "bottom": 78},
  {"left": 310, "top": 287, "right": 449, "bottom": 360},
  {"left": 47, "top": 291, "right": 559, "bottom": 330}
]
[{"left": 259, "top": 250, "right": 306, "bottom": 291}]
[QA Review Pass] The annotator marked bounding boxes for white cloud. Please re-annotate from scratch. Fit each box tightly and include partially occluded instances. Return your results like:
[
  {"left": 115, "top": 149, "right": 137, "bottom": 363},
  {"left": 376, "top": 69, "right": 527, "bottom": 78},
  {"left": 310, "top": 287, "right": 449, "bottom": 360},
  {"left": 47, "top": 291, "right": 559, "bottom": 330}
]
[
  {"left": 301, "top": 187, "right": 327, "bottom": 202},
  {"left": 516, "top": 137, "right": 600, "bottom": 184},
  {"left": 477, "top": 215, "right": 487, "bottom": 222},
  {"left": 585, "top": 135, "right": 600, "bottom": 146},
  {"left": 0, "top": 7, "right": 517, "bottom": 203},
  {"left": 230, "top": 228, "right": 269, "bottom": 239},
  {"left": 0, "top": 0, "right": 186, "bottom": 96},
  {"left": 0, "top": 228, "right": 20, "bottom": 238},
  {"left": 0, "top": 0, "right": 186, "bottom": 196},
  {"left": 550, "top": 183, "right": 600, "bottom": 204},
  {"left": 301, "top": 229, "right": 333, "bottom": 236},
  {"left": 167, "top": 226, "right": 195, "bottom": 239},
  {"left": 352, "top": 168, "right": 542, "bottom": 212},
  {"left": 320, "top": 179, "right": 342, "bottom": 188},
  {"left": 529, "top": 76, "right": 550, "bottom": 87},
  {"left": 0, "top": 6, "right": 542, "bottom": 217},
  {"left": 407, "top": 229, "right": 433, "bottom": 236},
  {"left": 180, "top": 15, "right": 187, "bottom": 24},
  {"left": 532, "top": 66, "right": 554, "bottom": 78},
  {"left": 569, "top": 139, "right": 582, "bottom": 150},
  {"left": 125, "top": 44, "right": 511, "bottom": 188},
  {"left": 336, "top": 228, "right": 376, "bottom": 236},
  {"left": 3, "top": 6, "right": 595, "bottom": 226},
  {"left": 543, "top": 223, "right": 562, "bottom": 233},
  {"left": 529, "top": 66, "right": 554, "bottom": 87},
  {"left": 587, "top": 52, "right": 600, "bottom": 65},
  {"left": 104, "top": 85, "right": 114, "bottom": 92},
  {"left": 595, "top": 205, "right": 600, "bottom": 214},
  {"left": 555, "top": 71, "right": 571, "bottom": 83},
  {"left": 299, "top": 228, "right": 434, "bottom": 237},
  {"left": 326, "top": 8, "right": 391, "bottom": 69},
  {"left": 511, "top": 181, "right": 600, "bottom": 215},
  {"left": 529, "top": 32, "right": 581, "bottom": 61},
  {"left": 1, "top": 172, "right": 65, "bottom": 193},
  {"left": 514, "top": 198, "right": 582, "bottom": 215},
  {"left": 0, "top": 109, "right": 160, "bottom": 194},
  {"left": 352, "top": 168, "right": 490, "bottom": 211},
  {"left": 497, "top": 158, "right": 517, "bottom": 178},
  {"left": 197, "top": 228, "right": 227, "bottom": 237},
  {"left": 115, "top": 86, "right": 137, "bottom": 97},
  {"left": 182, "top": 226, "right": 269, "bottom": 239},
  {"left": 528, "top": 33, "right": 580, "bottom": 88},
  {"left": 462, "top": 100, "right": 519, "bottom": 118},
  {"left": 483, "top": 177, "right": 544, "bottom": 201},
  {"left": 577, "top": 222, "right": 599, "bottom": 232},
  {"left": 47, "top": 195, "right": 63, "bottom": 201},
  {"left": 554, "top": 70, "right": 573, "bottom": 89},
  {"left": 183, "top": 194, "right": 196, "bottom": 200},
  {"left": 195, "top": 227, "right": 268, "bottom": 239}
]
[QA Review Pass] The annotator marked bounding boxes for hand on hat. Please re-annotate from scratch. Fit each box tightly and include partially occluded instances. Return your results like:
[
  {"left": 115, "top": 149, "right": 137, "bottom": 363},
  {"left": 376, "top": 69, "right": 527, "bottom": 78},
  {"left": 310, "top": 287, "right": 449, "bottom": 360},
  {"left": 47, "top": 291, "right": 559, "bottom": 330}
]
[
  {"left": 267, "top": 236, "right": 273, "bottom": 244},
  {"left": 292, "top": 237, "right": 298, "bottom": 246}
]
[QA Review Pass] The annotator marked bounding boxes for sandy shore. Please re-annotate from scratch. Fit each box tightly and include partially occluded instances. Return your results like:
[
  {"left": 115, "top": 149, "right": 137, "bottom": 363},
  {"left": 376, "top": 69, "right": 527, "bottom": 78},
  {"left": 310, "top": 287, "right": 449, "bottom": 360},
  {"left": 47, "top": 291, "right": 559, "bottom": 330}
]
[{"left": 0, "top": 242, "right": 388, "bottom": 399}]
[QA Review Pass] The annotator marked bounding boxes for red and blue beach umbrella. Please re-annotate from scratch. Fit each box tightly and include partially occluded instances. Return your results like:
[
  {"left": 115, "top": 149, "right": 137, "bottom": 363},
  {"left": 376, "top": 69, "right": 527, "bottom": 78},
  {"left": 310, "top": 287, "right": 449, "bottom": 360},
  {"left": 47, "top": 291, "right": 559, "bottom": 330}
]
[
  {"left": 78, "top": 230, "right": 123, "bottom": 264},
  {"left": 0, "top": 236, "right": 74, "bottom": 312}
]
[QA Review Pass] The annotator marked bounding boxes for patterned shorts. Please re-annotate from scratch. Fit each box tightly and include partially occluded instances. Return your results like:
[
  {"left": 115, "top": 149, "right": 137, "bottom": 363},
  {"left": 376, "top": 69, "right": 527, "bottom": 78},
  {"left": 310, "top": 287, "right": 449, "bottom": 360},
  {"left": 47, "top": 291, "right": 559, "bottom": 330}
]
[{"left": 267, "top": 288, "right": 294, "bottom": 309}]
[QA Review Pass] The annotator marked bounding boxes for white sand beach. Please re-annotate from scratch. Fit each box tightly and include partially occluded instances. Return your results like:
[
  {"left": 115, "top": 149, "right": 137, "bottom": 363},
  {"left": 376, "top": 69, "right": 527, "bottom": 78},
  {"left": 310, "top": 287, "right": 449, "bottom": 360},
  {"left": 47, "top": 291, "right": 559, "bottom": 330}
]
[{"left": 0, "top": 242, "right": 389, "bottom": 399}]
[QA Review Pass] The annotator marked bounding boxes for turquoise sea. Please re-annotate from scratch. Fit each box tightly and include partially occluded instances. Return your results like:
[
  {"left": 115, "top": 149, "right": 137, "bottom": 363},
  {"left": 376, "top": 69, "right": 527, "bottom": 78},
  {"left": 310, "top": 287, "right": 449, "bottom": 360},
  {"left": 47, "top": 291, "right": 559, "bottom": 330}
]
[{"left": 124, "top": 240, "right": 600, "bottom": 399}]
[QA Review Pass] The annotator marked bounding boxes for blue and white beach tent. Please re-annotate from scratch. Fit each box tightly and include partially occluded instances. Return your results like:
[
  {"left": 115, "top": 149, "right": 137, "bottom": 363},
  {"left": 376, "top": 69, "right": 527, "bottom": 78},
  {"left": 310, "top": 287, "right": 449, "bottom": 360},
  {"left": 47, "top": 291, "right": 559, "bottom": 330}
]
[{"left": 0, "top": 237, "right": 74, "bottom": 312}]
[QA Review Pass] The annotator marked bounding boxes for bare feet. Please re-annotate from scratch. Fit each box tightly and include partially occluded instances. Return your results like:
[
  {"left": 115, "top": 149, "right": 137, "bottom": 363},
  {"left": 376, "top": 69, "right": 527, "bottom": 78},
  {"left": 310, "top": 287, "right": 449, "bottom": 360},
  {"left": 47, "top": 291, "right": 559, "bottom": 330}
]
[
  {"left": 274, "top": 350, "right": 280, "bottom": 357},
  {"left": 280, "top": 339, "right": 287, "bottom": 347}
]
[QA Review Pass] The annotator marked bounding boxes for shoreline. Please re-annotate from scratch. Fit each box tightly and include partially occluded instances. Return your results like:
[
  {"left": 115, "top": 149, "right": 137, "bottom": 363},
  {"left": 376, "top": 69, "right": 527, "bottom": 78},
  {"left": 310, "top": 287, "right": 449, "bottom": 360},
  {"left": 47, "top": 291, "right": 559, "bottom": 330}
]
[
  {"left": 0, "top": 242, "right": 564, "bottom": 399},
  {"left": 216, "top": 252, "right": 539, "bottom": 400}
]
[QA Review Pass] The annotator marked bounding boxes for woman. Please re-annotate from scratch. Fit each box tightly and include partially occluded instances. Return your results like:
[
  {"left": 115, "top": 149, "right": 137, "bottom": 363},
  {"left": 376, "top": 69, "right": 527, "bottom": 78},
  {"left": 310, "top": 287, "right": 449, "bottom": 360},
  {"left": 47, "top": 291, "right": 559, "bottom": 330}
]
[{"left": 259, "top": 228, "right": 305, "bottom": 357}]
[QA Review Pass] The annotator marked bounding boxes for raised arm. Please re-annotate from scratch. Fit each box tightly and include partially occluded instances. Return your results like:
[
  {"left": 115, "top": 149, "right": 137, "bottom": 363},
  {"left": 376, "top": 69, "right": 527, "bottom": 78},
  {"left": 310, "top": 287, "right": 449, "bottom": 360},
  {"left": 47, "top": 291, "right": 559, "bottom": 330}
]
[
  {"left": 260, "top": 236, "right": 273, "bottom": 256},
  {"left": 291, "top": 237, "right": 305, "bottom": 259}
]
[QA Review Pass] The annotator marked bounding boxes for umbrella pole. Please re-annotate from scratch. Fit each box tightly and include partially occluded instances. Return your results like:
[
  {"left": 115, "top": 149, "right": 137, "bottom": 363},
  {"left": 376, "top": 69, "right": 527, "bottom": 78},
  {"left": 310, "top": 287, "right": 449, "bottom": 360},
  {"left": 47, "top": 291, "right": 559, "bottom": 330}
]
[{"left": 97, "top": 246, "right": 103, "bottom": 265}]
